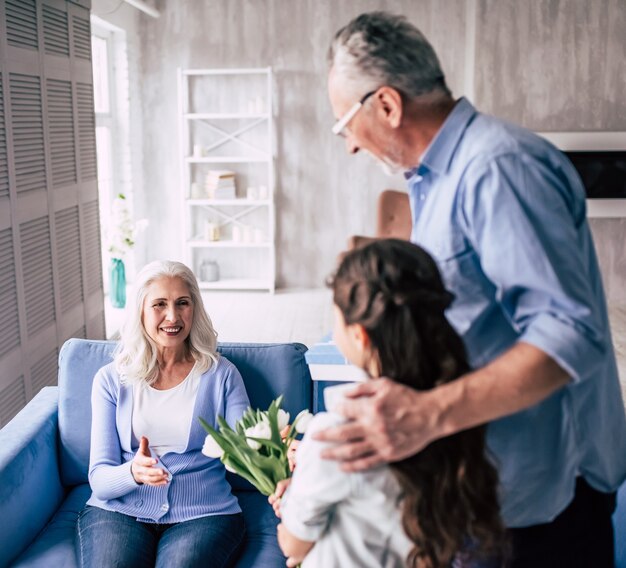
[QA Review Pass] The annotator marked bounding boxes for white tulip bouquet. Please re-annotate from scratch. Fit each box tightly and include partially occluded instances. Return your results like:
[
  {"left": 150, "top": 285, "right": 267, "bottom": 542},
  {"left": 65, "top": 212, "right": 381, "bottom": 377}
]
[{"left": 200, "top": 396, "right": 313, "bottom": 496}]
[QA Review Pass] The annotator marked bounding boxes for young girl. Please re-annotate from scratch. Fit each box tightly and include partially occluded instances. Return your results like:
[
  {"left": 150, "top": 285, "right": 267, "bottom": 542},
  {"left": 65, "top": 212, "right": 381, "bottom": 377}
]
[{"left": 273, "top": 239, "right": 505, "bottom": 567}]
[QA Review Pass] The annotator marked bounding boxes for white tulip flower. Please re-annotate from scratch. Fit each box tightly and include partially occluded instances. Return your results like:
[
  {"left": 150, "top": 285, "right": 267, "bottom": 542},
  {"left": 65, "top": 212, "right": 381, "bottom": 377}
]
[
  {"left": 255, "top": 421, "right": 272, "bottom": 440},
  {"left": 202, "top": 434, "right": 224, "bottom": 458},
  {"left": 294, "top": 410, "right": 314, "bottom": 434},
  {"left": 224, "top": 461, "right": 237, "bottom": 473},
  {"left": 245, "top": 426, "right": 261, "bottom": 450},
  {"left": 277, "top": 409, "right": 290, "bottom": 431},
  {"left": 245, "top": 421, "right": 272, "bottom": 450}
]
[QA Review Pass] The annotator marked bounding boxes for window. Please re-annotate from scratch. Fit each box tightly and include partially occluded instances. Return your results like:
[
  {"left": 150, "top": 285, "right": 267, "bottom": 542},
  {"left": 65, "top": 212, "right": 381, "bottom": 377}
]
[{"left": 91, "top": 17, "right": 132, "bottom": 335}]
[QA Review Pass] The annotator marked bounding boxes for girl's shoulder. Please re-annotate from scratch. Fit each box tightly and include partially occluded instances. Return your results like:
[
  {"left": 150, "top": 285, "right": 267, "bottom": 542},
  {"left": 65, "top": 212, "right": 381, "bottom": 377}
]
[
  {"left": 306, "top": 411, "right": 346, "bottom": 434},
  {"left": 298, "top": 412, "right": 348, "bottom": 458}
]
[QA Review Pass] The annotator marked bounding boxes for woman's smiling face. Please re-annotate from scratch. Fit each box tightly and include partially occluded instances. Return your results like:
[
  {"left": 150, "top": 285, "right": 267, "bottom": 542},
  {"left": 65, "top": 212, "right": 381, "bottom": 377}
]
[{"left": 142, "top": 276, "right": 194, "bottom": 353}]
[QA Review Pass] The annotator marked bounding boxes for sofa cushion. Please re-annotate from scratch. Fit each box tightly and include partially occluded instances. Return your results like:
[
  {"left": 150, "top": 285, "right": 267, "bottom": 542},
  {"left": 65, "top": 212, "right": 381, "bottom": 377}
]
[
  {"left": 58, "top": 339, "right": 117, "bottom": 486},
  {"left": 58, "top": 339, "right": 312, "bottom": 487},
  {"left": 12, "top": 484, "right": 91, "bottom": 567},
  {"left": 10, "top": 484, "right": 286, "bottom": 568},
  {"left": 217, "top": 342, "right": 311, "bottom": 420}
]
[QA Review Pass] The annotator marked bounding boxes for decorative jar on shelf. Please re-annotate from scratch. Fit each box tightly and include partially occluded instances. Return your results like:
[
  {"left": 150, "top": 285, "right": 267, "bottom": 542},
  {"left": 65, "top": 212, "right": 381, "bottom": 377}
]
[
  {"left": 201, "top": 260, "right": 220, "bottom": 282},
  {"left": 109, "top": 258, "right": 126, "bottom": 308}
]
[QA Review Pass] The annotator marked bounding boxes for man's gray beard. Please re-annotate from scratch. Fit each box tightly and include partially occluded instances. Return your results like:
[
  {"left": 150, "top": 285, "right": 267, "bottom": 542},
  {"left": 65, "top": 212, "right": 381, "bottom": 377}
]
[
  {"left": 380, "top": 159, "right": 402, "bottom": 176},
  {"left": 365, "top": 150, "right": 403, "bottom": 176}
]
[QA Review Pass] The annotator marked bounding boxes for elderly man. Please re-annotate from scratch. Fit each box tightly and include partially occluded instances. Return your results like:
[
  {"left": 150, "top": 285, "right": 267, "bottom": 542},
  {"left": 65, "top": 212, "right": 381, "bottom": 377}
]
[{"left": 317, "top": 11, "right": 626, "bottom": 567}]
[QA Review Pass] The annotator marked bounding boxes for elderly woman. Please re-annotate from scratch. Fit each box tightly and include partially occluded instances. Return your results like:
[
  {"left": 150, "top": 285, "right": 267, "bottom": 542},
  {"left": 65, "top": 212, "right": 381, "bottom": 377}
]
[{"left": 76, "top": 260, "right": 250, "bottom": 567}]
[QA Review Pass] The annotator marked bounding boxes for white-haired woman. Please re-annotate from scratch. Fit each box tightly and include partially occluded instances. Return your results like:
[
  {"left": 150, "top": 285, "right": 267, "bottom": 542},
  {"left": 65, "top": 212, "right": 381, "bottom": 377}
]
[{"left": 76, "top": 260, "right": 250, "bottom": 567}]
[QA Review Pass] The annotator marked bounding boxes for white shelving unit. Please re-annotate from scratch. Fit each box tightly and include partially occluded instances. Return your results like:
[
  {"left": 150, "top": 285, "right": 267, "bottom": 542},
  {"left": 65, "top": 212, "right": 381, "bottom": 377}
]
[{"left": 177, "top": 68, "right": 275, "bottom": 292}]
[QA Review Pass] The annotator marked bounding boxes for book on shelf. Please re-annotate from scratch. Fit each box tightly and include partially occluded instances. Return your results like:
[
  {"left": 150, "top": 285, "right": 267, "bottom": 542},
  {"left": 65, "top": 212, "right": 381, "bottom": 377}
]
[
  {"left": 212, "top": 186, "right": 236, "bottom": 199},
  {"left": 205, "top": 170, "right": 236, "bottom": 199}
]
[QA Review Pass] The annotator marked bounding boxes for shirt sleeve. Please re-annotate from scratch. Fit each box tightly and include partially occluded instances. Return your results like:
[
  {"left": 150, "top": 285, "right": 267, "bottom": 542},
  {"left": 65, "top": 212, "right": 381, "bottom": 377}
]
[
  {"left": 88, "top": 367, "right": 139, "bottom": 500},
  {"left": 280, "top": 412, "right": 353, "bottom": 542},
  {"left": 222, "top": 362, "right": 250, "bottom": 428},
  {"left": 458, "top": 152, "right": 608, "bottom": 382}
]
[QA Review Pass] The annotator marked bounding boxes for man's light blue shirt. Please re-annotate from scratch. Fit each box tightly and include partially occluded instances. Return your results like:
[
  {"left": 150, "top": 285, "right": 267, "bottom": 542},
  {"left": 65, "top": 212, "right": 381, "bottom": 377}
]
[{"left": 406, "top": 97, "right": 626, "bottom": 527}]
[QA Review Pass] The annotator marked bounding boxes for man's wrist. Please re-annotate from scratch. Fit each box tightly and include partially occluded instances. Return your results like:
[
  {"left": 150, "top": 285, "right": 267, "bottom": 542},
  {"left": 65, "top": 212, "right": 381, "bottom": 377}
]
[{"left": 424, "top": 376, "right": 466, "bottom": 442}]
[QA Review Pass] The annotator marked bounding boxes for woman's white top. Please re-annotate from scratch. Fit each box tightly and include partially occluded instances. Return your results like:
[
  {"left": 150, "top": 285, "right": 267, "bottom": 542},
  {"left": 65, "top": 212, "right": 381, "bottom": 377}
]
[
  {"left": 280, "top": 411, "right": 413, "bottom": 568},
  {"left": 132, "top": 363, "right": 200, "bottom": 456}
]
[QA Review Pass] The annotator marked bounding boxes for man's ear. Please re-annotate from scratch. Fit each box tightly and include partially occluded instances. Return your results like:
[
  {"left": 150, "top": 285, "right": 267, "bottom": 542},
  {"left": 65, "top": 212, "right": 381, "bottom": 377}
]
[{"left": 376, "top": 86, "right": 403, "bottom": 128}]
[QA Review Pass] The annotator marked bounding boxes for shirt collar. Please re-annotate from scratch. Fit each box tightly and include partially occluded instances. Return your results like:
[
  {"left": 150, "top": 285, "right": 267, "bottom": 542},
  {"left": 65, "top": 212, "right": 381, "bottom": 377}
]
[{"left": 403, "top": 97, "right": 477, "bottom": 179}]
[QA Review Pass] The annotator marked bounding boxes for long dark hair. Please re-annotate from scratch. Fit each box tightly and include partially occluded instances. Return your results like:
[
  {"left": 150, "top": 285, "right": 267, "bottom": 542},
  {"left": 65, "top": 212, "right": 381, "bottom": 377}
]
[{"left": 330, "top": 239, "right": 505, "bottom": 568}]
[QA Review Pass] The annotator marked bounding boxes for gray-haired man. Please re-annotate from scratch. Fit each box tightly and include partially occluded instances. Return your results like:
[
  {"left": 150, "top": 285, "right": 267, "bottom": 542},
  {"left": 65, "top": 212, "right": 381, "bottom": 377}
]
[{"left": 317, "top": 11, "right": 626, "bottom": 567}]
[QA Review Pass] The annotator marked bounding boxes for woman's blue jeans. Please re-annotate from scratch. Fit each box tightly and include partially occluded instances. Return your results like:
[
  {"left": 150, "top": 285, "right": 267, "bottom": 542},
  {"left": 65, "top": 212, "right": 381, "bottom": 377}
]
[{"left": 76, "top": 505, "right": 245, "bottom": 568}]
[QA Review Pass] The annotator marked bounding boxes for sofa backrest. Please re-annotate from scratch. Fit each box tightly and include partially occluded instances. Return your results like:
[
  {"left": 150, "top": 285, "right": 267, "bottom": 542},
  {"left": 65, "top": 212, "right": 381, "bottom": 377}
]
[{"left": 58, "top": 338, "right": 312, "bottom": 487}]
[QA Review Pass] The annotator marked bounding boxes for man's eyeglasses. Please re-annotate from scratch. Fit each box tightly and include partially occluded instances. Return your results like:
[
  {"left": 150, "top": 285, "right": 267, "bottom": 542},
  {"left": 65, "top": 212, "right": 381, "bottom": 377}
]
[{"left": 331, "top": 90, "right": 377, "bottom": 138}]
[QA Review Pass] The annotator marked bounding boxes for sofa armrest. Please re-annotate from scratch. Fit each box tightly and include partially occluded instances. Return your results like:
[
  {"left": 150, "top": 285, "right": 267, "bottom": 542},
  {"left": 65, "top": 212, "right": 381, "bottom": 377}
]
[{"left": 0, "top": 387, "right": 66, "bottom": 566}]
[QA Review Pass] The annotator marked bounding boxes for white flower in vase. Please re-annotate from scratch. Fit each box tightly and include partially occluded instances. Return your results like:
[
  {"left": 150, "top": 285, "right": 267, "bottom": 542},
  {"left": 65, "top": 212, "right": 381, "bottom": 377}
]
[{"left": 106, "top": 194, "right": 148, "bottom": 260}]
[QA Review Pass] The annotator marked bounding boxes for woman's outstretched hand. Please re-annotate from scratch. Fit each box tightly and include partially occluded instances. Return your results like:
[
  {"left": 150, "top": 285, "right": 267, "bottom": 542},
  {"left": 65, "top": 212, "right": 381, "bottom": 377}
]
[
  {"left": 131, "top": 436, "right": 170, "bottom": 486},
  {"left": 313, "top": 378, "right": 437, "bottom": 471}
]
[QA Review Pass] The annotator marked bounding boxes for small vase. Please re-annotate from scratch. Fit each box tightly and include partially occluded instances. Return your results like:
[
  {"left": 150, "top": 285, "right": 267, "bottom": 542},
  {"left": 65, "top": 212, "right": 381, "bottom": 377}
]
[{"left": 109, "top": 258, "right": 126, "bottom": 308}]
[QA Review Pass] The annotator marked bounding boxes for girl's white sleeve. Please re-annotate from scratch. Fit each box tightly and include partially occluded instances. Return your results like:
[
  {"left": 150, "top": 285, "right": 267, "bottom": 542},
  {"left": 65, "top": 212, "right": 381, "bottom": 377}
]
[{"left": 280, "top": 412, "right": 352, "bottom": 542}]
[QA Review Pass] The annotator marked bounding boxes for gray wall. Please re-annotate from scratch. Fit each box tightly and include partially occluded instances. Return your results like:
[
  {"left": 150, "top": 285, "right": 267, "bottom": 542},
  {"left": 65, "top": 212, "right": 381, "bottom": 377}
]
[{"left": 131, "top": 0, "right": 625, "bottom": 299}]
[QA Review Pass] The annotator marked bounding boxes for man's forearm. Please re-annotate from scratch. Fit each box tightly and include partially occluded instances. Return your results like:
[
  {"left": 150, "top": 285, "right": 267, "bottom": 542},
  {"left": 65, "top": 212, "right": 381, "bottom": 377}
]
[
  {"left": 314, "top": 342, "right": 572, "bottom": 468},
  {"left": 429, "top": 341, "right": 570, "bottom": 439}
]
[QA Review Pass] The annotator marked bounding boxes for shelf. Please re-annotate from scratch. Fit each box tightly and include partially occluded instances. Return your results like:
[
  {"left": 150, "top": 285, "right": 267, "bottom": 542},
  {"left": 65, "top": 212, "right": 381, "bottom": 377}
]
[
  {"left": 185, "top": 113, "right": 269, "bottom": 120},
  {"left": 187, "top": 198, "right": 271, "bottom": 206},
  {"left": 179, "top": 67, "right": 275, "bottom": 293},
  {"left": 198, "top": 278, "right": 272, "bottom": 291},
  {"left": 186, "top": 156, "right": 270, "bottom": 164},
  {"left": 188, "top": 240, "right": 272, "bottom": 248}
]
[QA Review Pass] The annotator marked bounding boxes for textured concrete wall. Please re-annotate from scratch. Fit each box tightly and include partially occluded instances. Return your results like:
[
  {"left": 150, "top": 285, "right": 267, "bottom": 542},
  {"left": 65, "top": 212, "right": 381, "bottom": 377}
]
[
  {"left": 473, "top": 0, "right": 626, "bottom": 304},
  {"left": 136, "top": 0, "right": 468, "bottom": 288},
  {"left": 129, "top": 0, "right": 625, "bottom": 298}
]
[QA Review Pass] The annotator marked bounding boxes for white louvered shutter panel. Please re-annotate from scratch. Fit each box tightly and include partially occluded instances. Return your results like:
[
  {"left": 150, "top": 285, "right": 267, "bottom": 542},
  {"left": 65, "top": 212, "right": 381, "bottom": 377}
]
[
  {"left": 5, "top": 0, "right": 38, "bottom": 51},
  {"left": 0, "top": 73, "right": 8, "bottom": 200},
  {"left": 43, "top": 4, "right": 70, "bottom": 57},
  {"left": 47, "top": 79, "right": 77, "bottom": 188},
  {"left": 10, "top": 73, "right": 46, "bottom": 195},
  {"left": 0, "top": 0, "right": 103, "bottom": 425},
  {"left": 83, "top": 200, "right": 103, "bottom": 295},
  {"left": 30, "top": 348, "right": 58, "bottom": 395},
  {"left": 76, "top": 82, "right": 97, "bottom": 180},
  {"left": 55, "top": 206, "right": 83, "bottom": 312},
  {"left": 0, "top": 228, "right": 20, "bottom": 359},
  {"left": 20, "top": 216, "right": 56, "bottom": 338},
  {"left": 0, "top": 376, "right": 26, "bottom": 427},
  {"left": 72, "top": 13, "right": 91, "bottom": 60}
]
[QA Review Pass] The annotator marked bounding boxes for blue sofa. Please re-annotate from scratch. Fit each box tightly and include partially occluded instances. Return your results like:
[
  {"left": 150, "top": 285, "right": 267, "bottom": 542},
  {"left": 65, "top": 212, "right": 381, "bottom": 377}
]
[
  {"left": 0, "top": 338, "right": 313, "bottom": 568},
  {"left": 1, "top": 338, "right": 625, "bottom": 567}
]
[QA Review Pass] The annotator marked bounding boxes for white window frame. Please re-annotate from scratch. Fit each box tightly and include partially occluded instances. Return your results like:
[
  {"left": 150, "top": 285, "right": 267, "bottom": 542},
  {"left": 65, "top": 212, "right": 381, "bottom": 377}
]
[{"left": 91, "top": 16, "right": 133, "bottom": 335}]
